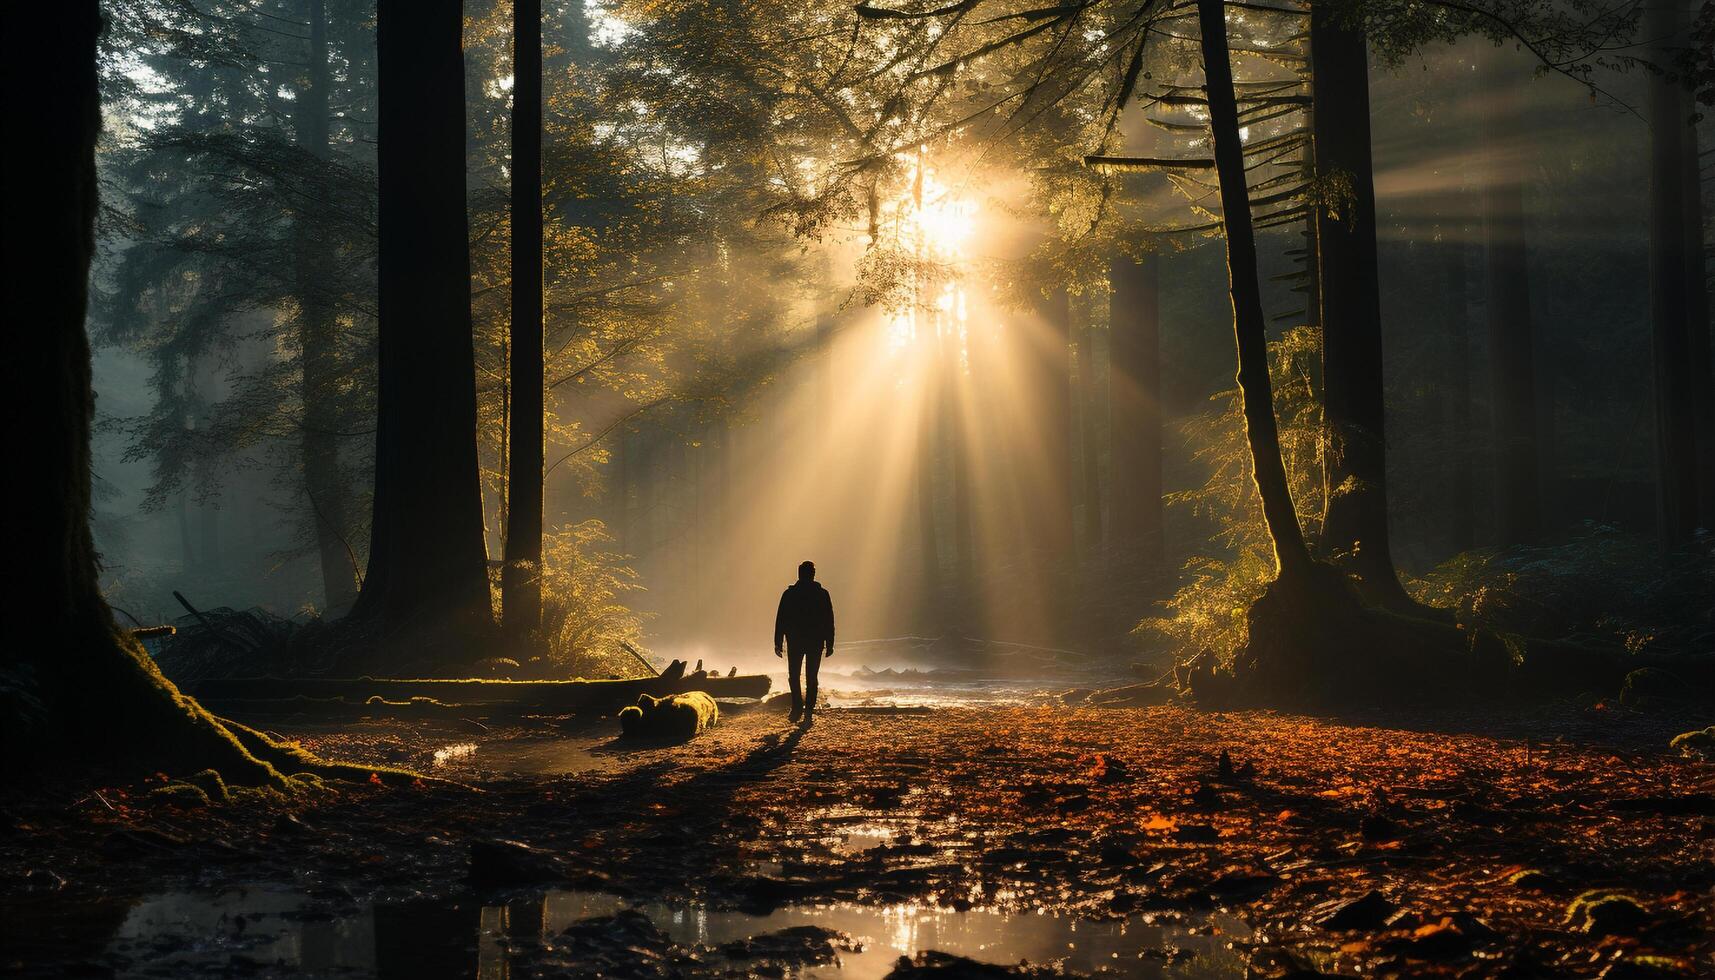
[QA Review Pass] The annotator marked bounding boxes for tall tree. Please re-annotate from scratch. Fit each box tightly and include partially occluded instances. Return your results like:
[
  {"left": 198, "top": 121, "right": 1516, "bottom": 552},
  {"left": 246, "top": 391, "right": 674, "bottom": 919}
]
[
  {"left": 1310, "top": 3, "right": 1410, "bottom": 605},
  {"left": 1646, "top": 0, "right": 1698, "bottom": 543},
  {"left": 503, "top": 0, "right": 546, "bottom": 643},
  {"left": 1687, "top": 99, "right": 1714, "bottom": 527},
  {"left": 1440, "top": 230, "right": 1475, "bottom": 553},
  {"left": 350, "top": 0, "right": 494, "bottom": 648},
  {"left": 1483, "top": 74, "right": 1540, "bottom": 545},
  {"left": 1196, "top": 0, "right": 1312, "bottom": 584},
  {"left": 1108, "top": 253, "right": 1163, "bottom": 564},
  {"left": 296, "top": 0, "right": 359, "bottom": 614},
  {"left": 5, "top": 0, "right": 330, "bottom": 787}
]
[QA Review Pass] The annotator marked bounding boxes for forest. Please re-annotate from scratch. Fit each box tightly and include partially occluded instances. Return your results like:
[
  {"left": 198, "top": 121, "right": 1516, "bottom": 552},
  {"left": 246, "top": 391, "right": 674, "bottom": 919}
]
[{"left": 2, "top": 0, "right": 1712, "bottom": 976}]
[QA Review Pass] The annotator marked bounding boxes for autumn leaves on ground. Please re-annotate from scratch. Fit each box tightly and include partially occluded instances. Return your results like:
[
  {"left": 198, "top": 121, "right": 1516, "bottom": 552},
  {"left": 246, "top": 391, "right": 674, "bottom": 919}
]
[{"left": 4, "top": 703, "right": 1709, "bottom": 978}]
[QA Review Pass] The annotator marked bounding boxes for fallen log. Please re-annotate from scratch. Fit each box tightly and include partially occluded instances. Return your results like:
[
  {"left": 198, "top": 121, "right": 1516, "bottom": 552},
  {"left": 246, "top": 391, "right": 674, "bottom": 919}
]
[
  {"left": 1084, "top": 682, "right": 1178, "bottom": 707},
  {"left": 188, "top": 673, "right": 772, "bottom": 714}
]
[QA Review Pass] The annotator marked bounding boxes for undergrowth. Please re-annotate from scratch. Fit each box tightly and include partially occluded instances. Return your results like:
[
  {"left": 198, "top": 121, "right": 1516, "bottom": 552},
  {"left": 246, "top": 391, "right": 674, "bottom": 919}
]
[
  {"left": 1140, "top": 325, "right": 1326, "bottom": 662},
  {"left": 1138, "top": 317, "right": 1711, "bottom": 669},
  {"left": 1409, "top": 525, "right": 1715, "bottom": 655}
]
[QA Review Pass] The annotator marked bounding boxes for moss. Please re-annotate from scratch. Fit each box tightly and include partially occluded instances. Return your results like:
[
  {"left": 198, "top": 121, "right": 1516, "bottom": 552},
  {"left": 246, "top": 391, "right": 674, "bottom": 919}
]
[
  {"left": 221, "top": 718, "right": 424, "bottom": 786},
  {"left": 1506, "top": 868, "right": 1560, "bottom": 891},
  {"left": 228, "top": 783, "right": 289, "bottom": 805},
  {"left": 1565, "top": 890, "right": 1649, "bottom": 937},
  {"left": 183, "top": 768, "right": 230, "bottom": 803},
  {"left": 6, "top": 626, "right": 294, "bottom": 790},
  {"left": 1669, "top": 726, "right": 1715, "bottom": 759},
  {"left": 618, "top": 692, "right": 719, "bottom": 740},
  {"left": 148, "top": 782, "right": 212, "bottom": 807}
]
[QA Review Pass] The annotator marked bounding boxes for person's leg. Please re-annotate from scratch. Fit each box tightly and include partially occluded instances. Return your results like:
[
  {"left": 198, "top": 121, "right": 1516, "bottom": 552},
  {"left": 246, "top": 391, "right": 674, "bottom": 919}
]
[
  {"left": 804, "top": 647, "right": 823, "bottom": 717},
  {"left": 786, "top": 644, "right": 804, "bottom": 720}
]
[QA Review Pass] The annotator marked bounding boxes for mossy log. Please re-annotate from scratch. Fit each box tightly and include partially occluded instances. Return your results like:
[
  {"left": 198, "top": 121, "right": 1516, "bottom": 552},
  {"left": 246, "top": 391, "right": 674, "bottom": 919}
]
[
  {"left": 617, "top": 691, "right": 720, "bottom": 740},
  {"left": 188, "top": 672, "right": 771, "bottom": 713}
]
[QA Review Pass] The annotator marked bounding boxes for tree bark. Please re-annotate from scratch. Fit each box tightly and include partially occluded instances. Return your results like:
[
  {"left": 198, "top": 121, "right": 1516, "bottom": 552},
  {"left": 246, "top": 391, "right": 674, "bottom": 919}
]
[
  {"left": 4, "top": 1, "right": 292, "bottom": 787},
  {"left": 1108, "top": 253, "right": 1164, "bottom": 565},
  {"left": 1310, "top": 6, "right": 1409, "bottom": 604},
  {"left": 1196, "top": 0, "right": 1312, "bottom": 583},
  {"left": 503, "top": 0, "right": 545, "bottom": 643},
  {"left": 295, "top": 0, "right": 358, "bottom": 614},
  {"left": 1441, "top": 231, "right": 1475, "bottom": 553},
  {"left": 1646, "top": 0, "right": 1697, "bottom": 543},
  {"left": 1686, "top": 94, "right": 1714, "bottom": 528},
  {"left": 350, "top": 0, "right": 495, "bottom": 647},
  {"left": 1483, "top": 75, "right": 1540, "bottom": 546}
]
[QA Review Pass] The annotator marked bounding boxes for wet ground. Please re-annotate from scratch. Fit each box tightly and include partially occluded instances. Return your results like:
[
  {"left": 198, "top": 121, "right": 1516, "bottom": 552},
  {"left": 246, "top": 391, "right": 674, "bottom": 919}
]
[
  {"left": 92, "top": 885, "right": 1253, "bottom": 979},
  {"left": 2, "top": 698, "right": 1711, "bottom": 978}
]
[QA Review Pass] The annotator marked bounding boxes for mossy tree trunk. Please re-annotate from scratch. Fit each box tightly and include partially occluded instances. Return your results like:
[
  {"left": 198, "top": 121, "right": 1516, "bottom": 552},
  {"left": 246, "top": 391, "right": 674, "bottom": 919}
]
[{"left": 2, "top": 1, "right": 324, "bottom": 789}]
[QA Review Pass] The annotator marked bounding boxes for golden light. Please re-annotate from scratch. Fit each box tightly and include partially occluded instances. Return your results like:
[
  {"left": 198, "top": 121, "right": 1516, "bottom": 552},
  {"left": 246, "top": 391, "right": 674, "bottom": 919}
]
[{"left": 886, "top": 150, "right": 980, "bottom": 355}]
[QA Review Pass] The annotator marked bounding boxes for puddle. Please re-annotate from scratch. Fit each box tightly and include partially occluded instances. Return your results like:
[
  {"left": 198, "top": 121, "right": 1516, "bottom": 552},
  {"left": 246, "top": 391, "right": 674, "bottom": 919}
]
[
  {"left": 831, "top": 825, "right": 896, "bottom": 856},
  {"left": 425, "top": 738, "right": 614, "bottom": 777},
  {"left": 432, "top": 742, "right": 478, "bottom": 766},
  {"left": 93, "top": 887, "right": 1251, "bottom": 978}
]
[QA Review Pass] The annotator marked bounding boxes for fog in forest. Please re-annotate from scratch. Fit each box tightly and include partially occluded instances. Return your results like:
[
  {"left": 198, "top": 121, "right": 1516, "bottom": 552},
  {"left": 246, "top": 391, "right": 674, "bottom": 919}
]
[
  {"left": 87, "top": 30, "right": 1701, "bottom": 677},
  {"left": 10, "top": 0, "right": 1713, "bottom": 974}
]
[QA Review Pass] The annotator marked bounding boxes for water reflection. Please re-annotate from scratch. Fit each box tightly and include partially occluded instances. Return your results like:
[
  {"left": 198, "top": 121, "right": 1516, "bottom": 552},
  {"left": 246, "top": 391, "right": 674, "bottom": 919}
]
[{"left": 98, "top": 887, "right": 1250, "bottom": 979}]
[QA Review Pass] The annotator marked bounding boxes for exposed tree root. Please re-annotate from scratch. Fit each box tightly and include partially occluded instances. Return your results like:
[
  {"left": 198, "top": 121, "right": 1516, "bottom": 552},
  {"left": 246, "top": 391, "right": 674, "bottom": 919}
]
[
  {"left": 1190, "top": 562, "right": 1705, "bottom": 709},
  {"left": 2, "top": 623, "right": 420, "bottom": 793}
]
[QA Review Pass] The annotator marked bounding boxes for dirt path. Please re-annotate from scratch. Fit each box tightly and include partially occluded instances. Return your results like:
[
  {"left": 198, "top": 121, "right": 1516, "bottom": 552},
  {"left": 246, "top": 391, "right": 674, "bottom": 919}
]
[{"left": 2, "top": 704, "right": 1710, "bottom": 977}]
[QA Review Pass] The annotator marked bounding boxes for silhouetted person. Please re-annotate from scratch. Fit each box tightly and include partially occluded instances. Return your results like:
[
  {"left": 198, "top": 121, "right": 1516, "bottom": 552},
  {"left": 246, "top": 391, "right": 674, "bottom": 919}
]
[{"left": 774, "top": 560, "right": 834, "bottom": 723}]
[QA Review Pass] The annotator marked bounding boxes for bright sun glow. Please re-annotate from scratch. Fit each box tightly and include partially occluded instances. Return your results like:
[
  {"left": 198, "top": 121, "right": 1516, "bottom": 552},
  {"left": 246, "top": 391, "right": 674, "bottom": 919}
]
[{"left": 886, "top": 151, "right": 979, "bottom": 355}]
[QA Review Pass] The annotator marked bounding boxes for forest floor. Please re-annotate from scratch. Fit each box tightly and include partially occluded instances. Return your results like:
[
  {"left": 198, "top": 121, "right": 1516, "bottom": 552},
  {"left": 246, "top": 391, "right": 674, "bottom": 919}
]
[{"left": 2, "top": 701, "right": 1711, "bottom": 979}]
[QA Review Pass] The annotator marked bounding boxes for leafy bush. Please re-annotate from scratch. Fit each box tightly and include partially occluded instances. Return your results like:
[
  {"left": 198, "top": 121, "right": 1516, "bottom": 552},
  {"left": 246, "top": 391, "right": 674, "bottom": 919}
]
[
  {"left": 1140, "top": 326, "right": 1326, "bottom": 662},
  {"left": 1408, "top": 525, "right": 1715, "bottom": 654},
  {"left": 538, "top": 519, "right": 651, "bottom": 678}
]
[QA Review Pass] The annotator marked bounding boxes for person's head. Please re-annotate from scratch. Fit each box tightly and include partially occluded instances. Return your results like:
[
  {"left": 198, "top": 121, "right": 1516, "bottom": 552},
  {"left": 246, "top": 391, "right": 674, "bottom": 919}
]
[{"left": 798, "top": 560, "right": 816, "bottom": 582}]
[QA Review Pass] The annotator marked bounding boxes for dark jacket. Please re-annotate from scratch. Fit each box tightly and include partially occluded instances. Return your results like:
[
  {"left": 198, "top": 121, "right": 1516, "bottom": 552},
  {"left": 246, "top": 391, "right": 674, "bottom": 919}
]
[{"left": 775, "top": 580, "right": 835, "bottom": 649}]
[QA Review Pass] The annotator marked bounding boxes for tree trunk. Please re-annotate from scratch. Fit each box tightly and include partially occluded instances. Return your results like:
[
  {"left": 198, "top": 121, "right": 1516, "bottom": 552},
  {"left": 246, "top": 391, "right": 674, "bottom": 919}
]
[
  {"left": 1441, "top": 231, "right": 1475, "bottom": 553},
  {"left": 295, "top": 0, "right": 357, "bottom": 614},
  {"left": 350, "top": 0, "right": 495, "bottom": 650},
  {"left": 1196, "top": 0, "right": 1312, "bottom": 583},
  {"left": 198, "top": 461, "right": 220, "bottom": 569},
  {"left": 1686, "top": 92, "right": 1714, "bottom": 527},
  {"left": 1483, "top": 75, "right": 1540, "bottom": 546},
  {"left": 1108, "top": 253, "right": 1163, "bottom": 565},
  {"left": 3, "top": 1, "right": 311, "bottom": 788},
  {"left": 502, "top": 0, "right": 545, "bottom": 643},
  {"left": 1646, "top": 0, "right": 1699, "bottom": 542},
  {"left": 1310, "top": 7, "right": 1409, "bottom": 605}
]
